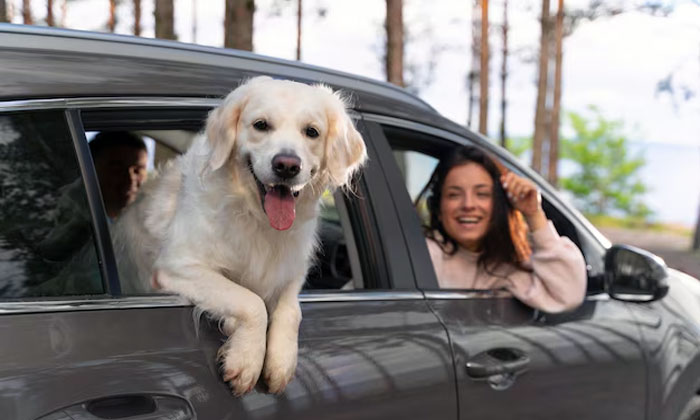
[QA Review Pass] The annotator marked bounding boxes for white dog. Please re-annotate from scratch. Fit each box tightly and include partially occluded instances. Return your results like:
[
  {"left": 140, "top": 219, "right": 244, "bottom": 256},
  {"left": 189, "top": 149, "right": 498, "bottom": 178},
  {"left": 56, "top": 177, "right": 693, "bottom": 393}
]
[{"left": 112, "top": 76, "right": 367, "bottom": 395}]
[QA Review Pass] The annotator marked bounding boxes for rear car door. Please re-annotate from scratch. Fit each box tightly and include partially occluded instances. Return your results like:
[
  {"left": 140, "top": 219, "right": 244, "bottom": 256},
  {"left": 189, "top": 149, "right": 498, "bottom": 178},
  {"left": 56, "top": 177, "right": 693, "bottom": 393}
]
[
  {"left": 365, "top": 116, "right": 649, "bottom": 420},
  {"left": 0, "top": 101, "right": 457, "bottom": 420}
]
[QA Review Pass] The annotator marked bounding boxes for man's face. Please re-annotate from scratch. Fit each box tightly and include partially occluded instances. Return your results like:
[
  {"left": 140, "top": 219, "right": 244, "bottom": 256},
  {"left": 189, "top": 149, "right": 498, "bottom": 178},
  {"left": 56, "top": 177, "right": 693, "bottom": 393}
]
[{"left": 94, "top": 145, "right": 148, "bottom": 218}]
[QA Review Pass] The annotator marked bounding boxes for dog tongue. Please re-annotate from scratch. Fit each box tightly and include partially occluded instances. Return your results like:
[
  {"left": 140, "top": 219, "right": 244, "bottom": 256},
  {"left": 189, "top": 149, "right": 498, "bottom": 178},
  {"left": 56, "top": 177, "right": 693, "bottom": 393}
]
[{"left": 264, "top": 186, "right": 295, "bottom": 230}]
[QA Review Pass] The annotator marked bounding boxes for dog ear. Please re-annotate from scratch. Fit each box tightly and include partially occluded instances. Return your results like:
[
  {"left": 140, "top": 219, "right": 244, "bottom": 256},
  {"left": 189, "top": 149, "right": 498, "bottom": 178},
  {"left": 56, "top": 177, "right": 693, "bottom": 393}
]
[
  {"left": 323, "top": 92, "right": 368, "bottom": 189},
  {"left": 205, "top": 76, "right": 272, "bottom": 171}
]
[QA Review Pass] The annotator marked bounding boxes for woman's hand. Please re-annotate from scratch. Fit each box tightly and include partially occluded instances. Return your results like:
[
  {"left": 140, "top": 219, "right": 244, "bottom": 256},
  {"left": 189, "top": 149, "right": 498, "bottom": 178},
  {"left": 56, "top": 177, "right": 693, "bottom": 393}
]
[{"left": 500, "top": 172, "right": 547, "bottom": 231}]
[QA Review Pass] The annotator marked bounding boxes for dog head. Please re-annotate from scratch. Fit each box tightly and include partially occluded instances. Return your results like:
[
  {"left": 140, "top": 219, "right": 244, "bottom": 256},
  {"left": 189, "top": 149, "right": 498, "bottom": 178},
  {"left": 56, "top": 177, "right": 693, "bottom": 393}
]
[{"left": 204, "top": 76, "right": 367, "bottom": 231}]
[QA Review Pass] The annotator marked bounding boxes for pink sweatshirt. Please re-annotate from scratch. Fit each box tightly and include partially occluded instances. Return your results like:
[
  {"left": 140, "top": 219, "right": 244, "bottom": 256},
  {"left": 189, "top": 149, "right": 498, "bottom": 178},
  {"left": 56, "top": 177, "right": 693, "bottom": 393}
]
[{"left": 426, "top": 221, "right": 587, "bottom": 313}]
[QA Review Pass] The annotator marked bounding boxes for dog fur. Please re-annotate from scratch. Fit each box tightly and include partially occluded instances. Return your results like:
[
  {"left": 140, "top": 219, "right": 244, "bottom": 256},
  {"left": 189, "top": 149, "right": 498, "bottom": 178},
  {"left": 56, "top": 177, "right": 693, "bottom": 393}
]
[{"left": 112, "top": 76, "right": 367, "bottom": 395}]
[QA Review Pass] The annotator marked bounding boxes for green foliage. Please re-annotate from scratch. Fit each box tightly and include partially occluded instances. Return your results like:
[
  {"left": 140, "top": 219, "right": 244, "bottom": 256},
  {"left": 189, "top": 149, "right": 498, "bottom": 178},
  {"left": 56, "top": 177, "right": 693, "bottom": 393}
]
[
  {"left": 560, "top": 107, "right": 651, "bottom": 219},
  {"left": 504, "top": 136, "right": 532, "bottom": 159}
]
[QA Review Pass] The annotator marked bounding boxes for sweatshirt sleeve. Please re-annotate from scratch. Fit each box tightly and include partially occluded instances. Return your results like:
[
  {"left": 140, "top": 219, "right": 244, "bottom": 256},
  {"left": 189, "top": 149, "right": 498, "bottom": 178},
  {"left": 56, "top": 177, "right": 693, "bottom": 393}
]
[{"left": 507, "top": 221, "right": 587, "bottom": 313}]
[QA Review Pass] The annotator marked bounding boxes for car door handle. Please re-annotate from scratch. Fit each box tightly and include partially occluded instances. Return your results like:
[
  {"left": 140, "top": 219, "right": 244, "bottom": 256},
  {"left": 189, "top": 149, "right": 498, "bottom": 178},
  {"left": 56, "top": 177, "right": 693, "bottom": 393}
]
[
  {"left": 465, "top": 347, "right": 530, "bottom": 380},
  {"left": 36, "top": 394, "right": 194, "bottom": 420}
]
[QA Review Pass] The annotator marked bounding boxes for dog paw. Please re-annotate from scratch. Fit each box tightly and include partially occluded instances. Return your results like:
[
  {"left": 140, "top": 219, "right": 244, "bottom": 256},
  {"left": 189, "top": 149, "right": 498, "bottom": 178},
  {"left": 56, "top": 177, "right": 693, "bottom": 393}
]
[
  {"left": 263, "top": 338, "right": 298, "bottom": 394},
  {"left": 219, "top": 329, "right": 266, "bottom": 396}
]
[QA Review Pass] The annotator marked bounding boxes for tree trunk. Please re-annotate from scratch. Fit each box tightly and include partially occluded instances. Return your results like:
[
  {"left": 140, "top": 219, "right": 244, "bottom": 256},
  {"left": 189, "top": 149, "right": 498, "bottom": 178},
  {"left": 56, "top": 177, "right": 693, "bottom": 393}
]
[
  {"left": 467, "top": 0, "right": 480, "bottom": 129},
  {"left": 532, "top": 0, "right": 551, "bottom": 174},
  {"left": 548, "top": 0, "right": 564, "bottom": 186},
  {"left": 296, "top": 0, "right": 302, "bottom": 60},
  {"left": 0, "top": 0, "right": 8, "bottom": 23},
  {"left": 191, "top": 0, "right": 196, "bottom": 42},
  {"left": 224, "top": 0, "right": 254, "bottom": 51},
  {"left": 46, "top": 0, "right": 54, "bottom": 26},
  {"left": 478, "top": 0, "right": 489, "bottom": 136},
  {"left": 693, "top": 201, "right": 700, "bottom": 250},
  {"left": 385, "top": 0, "right": 404, "bottom": 87},
  {"left": 60, "top": 0, "right": 68, "bottom": 27},
  {"left": 134, "top": 0, "right": 141, "bottom": 36},
  {"left": 694, "top": 151, "right": 700, "bottom": 250},
  {"left": 499, "top": 0, "right": 508, "bottom": 147},
  {"left": 108, "top": 0, "right": 116, "bottom": 32},
  {"left": 154, "top": 0, "right": 176, "bottom": 40},
  {"left": 22, "top": 0, "right": 33, "bottom": 24}
]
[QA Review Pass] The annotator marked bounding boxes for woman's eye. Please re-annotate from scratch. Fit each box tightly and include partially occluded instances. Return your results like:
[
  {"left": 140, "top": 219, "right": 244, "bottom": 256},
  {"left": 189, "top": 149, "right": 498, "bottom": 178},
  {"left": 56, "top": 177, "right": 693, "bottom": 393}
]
[
  {"left": 478, "top": 192, "right": 491, "bottom": 198},
  {"left": 305, "top": 126, "right": 319, "bottom": 138},
  {"left": 253, "top": 120, "right": 269, "bottom": 131}
]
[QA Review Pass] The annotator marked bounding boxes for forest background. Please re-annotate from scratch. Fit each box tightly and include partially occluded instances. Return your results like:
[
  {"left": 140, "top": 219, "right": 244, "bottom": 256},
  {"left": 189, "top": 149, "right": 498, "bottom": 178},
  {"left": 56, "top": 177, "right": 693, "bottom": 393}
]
[{"left": 1, "top": 0, "right": 698, "bottom": 276}]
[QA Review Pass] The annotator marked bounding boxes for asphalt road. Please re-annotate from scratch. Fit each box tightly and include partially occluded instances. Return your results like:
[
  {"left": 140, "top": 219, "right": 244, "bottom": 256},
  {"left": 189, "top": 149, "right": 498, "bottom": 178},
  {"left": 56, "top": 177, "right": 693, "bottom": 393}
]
[{"left": 599, "top": 227, "right": 700, "bottom": 280}]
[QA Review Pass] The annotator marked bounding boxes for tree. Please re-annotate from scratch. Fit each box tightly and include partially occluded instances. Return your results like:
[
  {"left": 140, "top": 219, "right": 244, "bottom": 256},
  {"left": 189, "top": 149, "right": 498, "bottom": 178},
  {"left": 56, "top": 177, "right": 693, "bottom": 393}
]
[
  {"left": 560, "top": 109, "right": 651, "bottom": 219},
  {"left": 191, "top": 0, "right": 196, "bottom": 42},
  {"left": 478, "top": 0, "right": 489, "bottom": 136},
  {"left": 532, "top": 0, "right": 551, "bottom": 175},
  {"left": 466, "top": 0, "right": 480, "bottom": 130},
  {"left": 134, "top": 0, "right": 141, "bottom": 36},
  {"left": 47, "top": 0, "right": 55, "bottom": 26},
  {"left": 548, "top": 0, "right": 564, "bottom": 185},
  {"left": 23, "top": 0, "right": 33, "bottom": 24},
  {"left": 225, "top": 0, "right": 254, "bottom": 51},
  {"left": 498, "top": 0, "right": 508, "bottom": 147},
  {"left": 385, "top": 0, "right": 404, "bottom": 87},
  {"left": 0, "top": 0, "right": 8, "bottom": 23},
  {"left": 154, "top": 0, "right": 176, "bottom": 40},
  {"left": 296, "top": 0, "right": 302, "bottom": 60},
  {"left": 108, "top": 0, "right": 117, "bottom": 32}
]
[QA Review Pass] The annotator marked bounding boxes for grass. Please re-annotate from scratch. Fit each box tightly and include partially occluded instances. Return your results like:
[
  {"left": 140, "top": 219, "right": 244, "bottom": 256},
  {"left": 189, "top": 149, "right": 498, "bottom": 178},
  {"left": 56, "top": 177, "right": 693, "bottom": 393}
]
[{"left": 585, "top": 214, "right": 693, "bottom": 237}]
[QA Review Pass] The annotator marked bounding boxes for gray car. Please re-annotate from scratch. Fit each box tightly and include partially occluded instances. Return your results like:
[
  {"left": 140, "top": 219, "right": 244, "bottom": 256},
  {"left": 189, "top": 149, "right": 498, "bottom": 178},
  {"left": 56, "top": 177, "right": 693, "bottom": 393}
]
[{"left": 1, "top": 24, "right": 700, "bottom": 420}]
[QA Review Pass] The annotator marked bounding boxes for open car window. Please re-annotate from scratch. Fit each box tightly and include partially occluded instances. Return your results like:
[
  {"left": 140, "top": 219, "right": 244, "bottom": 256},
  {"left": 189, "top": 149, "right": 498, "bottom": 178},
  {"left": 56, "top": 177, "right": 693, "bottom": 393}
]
[
  {"left": 83, "top": 125, "right": 366, "bottom": 294},
  {"left": 380, "top": 124, "right": 601, "bottom": 293}
]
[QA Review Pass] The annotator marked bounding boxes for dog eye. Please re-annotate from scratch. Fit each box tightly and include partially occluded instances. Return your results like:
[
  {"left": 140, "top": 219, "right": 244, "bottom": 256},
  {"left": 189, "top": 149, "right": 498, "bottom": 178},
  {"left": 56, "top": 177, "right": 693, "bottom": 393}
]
[
  {"left": 253, "top": 120, "right": 269, "bottom": 131},
  {"left": 305, "top": 126, "right": 319, "bottom": 138}
]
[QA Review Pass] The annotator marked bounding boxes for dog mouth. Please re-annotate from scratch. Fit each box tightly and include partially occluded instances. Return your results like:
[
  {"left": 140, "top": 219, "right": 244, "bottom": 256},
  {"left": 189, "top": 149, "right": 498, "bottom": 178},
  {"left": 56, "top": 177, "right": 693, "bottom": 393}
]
[{"left": 248, "top": 159, "right": 300, "bottom": 231}]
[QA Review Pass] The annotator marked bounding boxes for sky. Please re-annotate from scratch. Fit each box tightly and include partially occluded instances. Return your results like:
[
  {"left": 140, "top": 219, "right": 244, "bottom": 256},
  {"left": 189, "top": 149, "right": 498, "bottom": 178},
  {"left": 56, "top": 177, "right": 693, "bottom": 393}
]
[{"left": 6, "top": 0, "right": 700, "bottom": 225}]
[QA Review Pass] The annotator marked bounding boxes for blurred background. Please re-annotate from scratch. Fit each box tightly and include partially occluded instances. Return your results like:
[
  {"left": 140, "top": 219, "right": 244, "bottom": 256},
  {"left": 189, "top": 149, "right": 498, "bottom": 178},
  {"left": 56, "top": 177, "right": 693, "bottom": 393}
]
[{"left": 1, "top": 0, "right": 698, "bottom": 276}]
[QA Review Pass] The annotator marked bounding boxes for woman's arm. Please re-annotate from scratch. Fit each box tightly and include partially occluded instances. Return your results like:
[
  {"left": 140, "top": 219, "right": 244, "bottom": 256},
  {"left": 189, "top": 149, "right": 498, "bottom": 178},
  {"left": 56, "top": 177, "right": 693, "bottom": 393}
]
[{"left": 501, "top": 172, "right": 587, "bottom": 312}]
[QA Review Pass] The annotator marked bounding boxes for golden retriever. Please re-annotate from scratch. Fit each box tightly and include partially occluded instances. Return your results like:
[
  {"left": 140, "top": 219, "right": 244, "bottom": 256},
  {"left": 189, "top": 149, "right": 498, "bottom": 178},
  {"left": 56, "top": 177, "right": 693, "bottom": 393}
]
[{"left": 113, "top": 76, "right": 367, "bottom": 395}]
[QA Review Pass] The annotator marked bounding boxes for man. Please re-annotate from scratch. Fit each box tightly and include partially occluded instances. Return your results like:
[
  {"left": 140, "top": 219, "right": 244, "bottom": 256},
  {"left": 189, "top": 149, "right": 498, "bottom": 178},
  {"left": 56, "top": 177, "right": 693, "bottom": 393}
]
[
  {"left": 34, "top": 131, "right": 149, "bottom": 295},
  {"left": 39, "top": 131, "right": 148, "bottom": 261},
  {"left": 90, "top": 131, "right": 149, "bottom": 219}
]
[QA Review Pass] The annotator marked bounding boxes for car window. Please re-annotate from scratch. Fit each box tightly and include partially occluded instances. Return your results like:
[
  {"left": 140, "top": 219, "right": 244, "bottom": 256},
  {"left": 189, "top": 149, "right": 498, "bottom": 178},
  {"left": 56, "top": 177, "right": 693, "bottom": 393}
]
[
  {"left": 0, "top": 112, "right": 103, "bottom": 299},
  {"left": 84, "top": 128, "right": 365, "bottom": 293},
  {"left": 382, "top": 124, "right": 591, "bottom": 290}
]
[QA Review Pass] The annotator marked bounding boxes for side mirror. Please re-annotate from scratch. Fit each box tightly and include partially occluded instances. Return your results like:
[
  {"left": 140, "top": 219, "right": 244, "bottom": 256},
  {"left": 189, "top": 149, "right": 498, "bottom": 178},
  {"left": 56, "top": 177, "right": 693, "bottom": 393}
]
[{"left": 605, "top": 244, "right": 669, "bottom": 302}]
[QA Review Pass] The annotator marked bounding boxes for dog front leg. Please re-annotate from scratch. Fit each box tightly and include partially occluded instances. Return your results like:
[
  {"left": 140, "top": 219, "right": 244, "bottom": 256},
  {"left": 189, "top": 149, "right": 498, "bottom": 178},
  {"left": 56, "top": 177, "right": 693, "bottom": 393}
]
[
  {"left": 156, "top": 266, "right": 268, "bottom": 396},
  {"left": 263, "top": 279, "right": 304, "bottom": 394}
]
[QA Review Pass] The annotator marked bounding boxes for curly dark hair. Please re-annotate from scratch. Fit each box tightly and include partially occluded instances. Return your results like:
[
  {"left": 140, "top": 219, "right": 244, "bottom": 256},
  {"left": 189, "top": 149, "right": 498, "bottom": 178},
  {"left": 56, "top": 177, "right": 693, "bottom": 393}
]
[{"left": 416, "top": 145, "right": 532, "bottom": 273}]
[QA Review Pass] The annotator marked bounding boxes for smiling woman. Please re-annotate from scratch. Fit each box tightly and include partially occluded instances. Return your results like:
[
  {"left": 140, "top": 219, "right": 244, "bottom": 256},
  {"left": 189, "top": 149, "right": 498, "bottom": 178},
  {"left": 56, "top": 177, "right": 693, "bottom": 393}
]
[{"left": 418, "top": 145, "right": 587, "bottom": 313}]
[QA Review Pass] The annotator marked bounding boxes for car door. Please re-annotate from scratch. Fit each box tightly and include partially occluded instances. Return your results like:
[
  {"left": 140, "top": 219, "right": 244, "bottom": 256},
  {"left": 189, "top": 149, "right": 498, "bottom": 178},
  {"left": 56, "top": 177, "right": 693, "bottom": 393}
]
[
  {"left": 365, "top": 115, "right": 649, "bottom": 420},
  {"left": 0, "top": 101, "right": 458, "bottom": 420}
]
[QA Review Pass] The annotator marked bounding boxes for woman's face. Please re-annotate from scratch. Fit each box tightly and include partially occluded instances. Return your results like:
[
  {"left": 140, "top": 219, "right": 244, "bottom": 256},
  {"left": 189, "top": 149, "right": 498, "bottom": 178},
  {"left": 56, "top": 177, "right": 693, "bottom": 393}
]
[{"left": 439, "top": 162, "right": 494, "bottom": 252}]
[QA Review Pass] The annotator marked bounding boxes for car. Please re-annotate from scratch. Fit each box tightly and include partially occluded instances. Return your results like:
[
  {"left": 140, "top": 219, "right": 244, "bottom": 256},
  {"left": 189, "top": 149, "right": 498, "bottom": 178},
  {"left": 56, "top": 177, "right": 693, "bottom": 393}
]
[{"left": 1, "top": 24, "right": 700, "bottom": 420}]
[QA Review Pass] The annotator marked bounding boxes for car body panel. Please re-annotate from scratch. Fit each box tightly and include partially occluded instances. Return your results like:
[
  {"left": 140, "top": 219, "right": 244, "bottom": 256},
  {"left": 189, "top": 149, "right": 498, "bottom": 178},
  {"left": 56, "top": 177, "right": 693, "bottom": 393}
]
[{"left": 0, "top": 298, "right": 457, "bottom": 420}]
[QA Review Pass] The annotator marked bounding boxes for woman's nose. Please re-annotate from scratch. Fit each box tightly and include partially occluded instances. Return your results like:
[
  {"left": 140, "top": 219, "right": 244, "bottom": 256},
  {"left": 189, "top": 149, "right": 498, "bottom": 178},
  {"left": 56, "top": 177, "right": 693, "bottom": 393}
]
[{"left": 461, "top": 193, "right": 476, "bottom": 209}]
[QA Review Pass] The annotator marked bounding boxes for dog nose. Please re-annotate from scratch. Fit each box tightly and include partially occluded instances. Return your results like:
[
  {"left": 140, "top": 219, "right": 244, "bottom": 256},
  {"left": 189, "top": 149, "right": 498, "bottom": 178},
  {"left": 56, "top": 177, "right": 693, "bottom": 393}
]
[{"left": 272, "top": 153, "right": 302, "bottom": 179}]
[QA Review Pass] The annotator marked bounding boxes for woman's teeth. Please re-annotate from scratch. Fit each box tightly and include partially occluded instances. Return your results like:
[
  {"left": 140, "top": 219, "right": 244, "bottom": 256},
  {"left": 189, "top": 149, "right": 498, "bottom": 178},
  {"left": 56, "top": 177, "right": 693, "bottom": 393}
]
[{"left": 457, "top": 217, "right": 480, "bottom": 224}]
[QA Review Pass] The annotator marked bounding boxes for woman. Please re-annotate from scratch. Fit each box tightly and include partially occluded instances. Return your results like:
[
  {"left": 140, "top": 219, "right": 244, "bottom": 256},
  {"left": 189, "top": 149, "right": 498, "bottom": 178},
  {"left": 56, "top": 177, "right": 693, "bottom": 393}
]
[{"left": 419, "top": 146, "right": 586, "bottom": 313}]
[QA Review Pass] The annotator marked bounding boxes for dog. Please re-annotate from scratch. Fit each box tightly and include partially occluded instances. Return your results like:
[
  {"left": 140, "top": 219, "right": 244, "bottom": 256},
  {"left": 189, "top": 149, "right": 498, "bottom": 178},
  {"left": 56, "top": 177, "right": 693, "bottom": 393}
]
[{"left": 112, "top": 76, "right": 367, "bottom": 395}]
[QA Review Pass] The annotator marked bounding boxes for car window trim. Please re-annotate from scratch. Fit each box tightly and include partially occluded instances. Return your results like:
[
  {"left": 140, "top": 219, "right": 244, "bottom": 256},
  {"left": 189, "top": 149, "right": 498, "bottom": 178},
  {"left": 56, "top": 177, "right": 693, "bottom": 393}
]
[
  {"left": 65, "top": 109, "right": 121, "bottom": 294},
  {"left": 0, "top": 291, "right": 425, "bottom": 314},
  {"left": 0, "top": 97, "right": 222, "bottom": 112}
]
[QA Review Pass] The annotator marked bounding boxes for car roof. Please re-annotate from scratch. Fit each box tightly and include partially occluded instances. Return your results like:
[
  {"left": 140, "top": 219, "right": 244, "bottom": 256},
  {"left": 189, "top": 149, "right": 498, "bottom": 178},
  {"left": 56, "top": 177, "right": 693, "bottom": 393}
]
[{"left": 0, "top": 24, "right": 458, "bottom": 127}]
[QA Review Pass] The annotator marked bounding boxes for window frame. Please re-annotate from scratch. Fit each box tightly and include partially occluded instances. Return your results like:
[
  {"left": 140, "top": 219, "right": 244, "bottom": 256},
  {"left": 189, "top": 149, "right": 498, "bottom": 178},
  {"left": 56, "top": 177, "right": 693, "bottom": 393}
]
[
  {"left": 363, "top": 112, "right": 610, "bottom": 296},
  {"left": 0, "top": 97, "right": 423, "bottom": 315}
]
